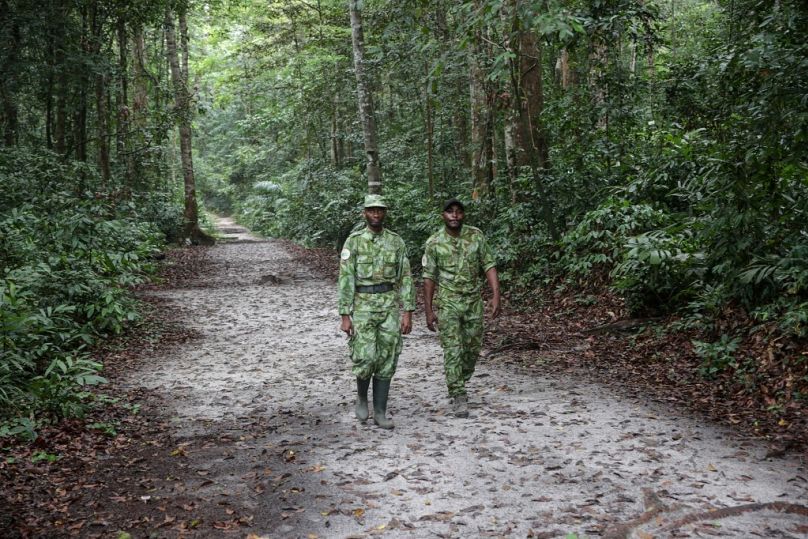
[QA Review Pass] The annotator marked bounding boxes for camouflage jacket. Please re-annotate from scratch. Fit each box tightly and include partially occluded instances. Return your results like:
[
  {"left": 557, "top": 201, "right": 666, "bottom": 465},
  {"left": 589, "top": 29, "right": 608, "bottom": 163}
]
[
  {"left": 422, "top": 225, "right": 496, "bottom": 298},
  {"left": 338, "top": 227, "right": 415, "bottom": 315}
]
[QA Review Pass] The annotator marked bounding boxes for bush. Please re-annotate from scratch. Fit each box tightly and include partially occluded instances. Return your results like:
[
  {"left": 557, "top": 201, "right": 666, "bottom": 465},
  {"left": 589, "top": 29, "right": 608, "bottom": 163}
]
[
  {"left": 0, "top": 148, "right": 167, "bottom": 425},
  {"left": 554, "top": 198, "right": 670, "bottom": 285},
  {"left": 611, "top": 225, "right": 705, "bottom": 315}
]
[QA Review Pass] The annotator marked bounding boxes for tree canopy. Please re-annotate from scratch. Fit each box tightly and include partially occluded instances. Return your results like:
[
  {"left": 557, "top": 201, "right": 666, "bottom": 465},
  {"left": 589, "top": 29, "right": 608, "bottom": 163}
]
[{"left": 1, "top": 0, "right": 806, "bottom": 432}]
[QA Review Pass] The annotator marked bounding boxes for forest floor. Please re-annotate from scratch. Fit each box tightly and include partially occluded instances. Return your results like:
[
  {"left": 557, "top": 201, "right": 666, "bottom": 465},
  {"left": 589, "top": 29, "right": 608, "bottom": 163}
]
[{"left": 2, "top": 217, "right": 808, "bottom": 539}]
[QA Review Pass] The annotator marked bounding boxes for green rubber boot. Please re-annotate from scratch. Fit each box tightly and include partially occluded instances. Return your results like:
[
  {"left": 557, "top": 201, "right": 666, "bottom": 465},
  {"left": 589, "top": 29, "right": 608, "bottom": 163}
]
[
  {"left": 452, "top": 394, "right": 469, "bottom": 418},
  {"left": 355, "top": 377, "right": 370, "bottom": 421},
  {"left": 372, "top": 377, "right": 394, "bottom": 429}
]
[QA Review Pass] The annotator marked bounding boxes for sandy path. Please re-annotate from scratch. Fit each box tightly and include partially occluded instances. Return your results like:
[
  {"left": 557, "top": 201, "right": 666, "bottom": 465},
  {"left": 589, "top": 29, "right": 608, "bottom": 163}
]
[{"left": 127, "top": 217, "right": 808, "bottom": 538}]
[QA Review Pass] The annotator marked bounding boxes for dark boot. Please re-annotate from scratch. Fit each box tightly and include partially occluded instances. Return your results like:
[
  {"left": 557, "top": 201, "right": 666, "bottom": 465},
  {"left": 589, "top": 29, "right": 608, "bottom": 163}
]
[
  {"left": 372, "top": 377, "right": 394, "bottom": 429},
  {"left": 452, "top": 394, "right": 469, "bottom": 418},
  {"left": 355, "top": 377, "right": 370, "bottom": 421}
]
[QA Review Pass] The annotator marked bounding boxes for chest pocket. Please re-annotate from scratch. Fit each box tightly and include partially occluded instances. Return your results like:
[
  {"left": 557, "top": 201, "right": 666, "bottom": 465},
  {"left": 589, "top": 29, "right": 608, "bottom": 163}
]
[
  {"left": 356, "top": 254, "right": 374, "bottom": 279},
  {"left": 382, "top": 253, "right": 397, "bottom": 280},
  {"left": 465, "top": 243, "right": 480, "bottom": 277},
  {"left": 440, "top": 251, "right": 461, "bottom": 281}
]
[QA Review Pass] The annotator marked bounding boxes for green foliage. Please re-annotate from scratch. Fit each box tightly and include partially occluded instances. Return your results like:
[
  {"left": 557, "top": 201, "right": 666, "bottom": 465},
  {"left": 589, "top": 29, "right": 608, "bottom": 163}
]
[
  {"left": 30, "top": 451, "right": 60, "bottom": 464},
  {"left": 612, "top": 226, "right": 705, "bottom": 315},
  {"left": 0, "top": 418, "right": 38, "bottom": 442},
  {"left": 555, "top": 199, "right": 669, "bottom": 283},
  {"left": 191, "top": 0, "right": 807, "bottom": 398},
  {"left": 0, "top": 148, "right": 165, "bottom": 426},
  {"left": 694, "top": 335, "right": 741, "bottom": 378}
]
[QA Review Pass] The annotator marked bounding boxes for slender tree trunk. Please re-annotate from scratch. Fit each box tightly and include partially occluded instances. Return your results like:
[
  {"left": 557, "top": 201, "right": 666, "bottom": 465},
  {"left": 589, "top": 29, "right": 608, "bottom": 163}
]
[
  {"left": 165, "top": 8, "right": 213, "bottom": 245},
  {"left": 469, "top": 0, "right": 494, "bottom": 198},
  {"left": 76, "top": 8, "right": 89, "bottom": 162},
  {"left": 0, "top": 0, "right": 20, "bottom": 146},
  {"left": 179, "top": 11, "right": 190, "bottom": 83},
  {"left": 424, "top": 64, "right": 435, "bottom": 198},
  {"left": 54, "top": 5, "right": 68, "bottom": 156},
  {"left": 131, "top": 24, "right": 149, "bottom": 187},
  {"left": 46, "top": 33, "right": 55, "bottom": 149},
  {"left": 454, "top": 78, "right": 470, "bottom": 171},
  {"left": 502, "top": 7, "right": 517, "bottom": 202},
  {"left": 116, "top": 17, "right": 129, "bottom": 163},
  {"left": 506, "top": 0, "right": 556, "bottom": 238},
  {"left": 557, "top": 48, "right": 570, "bottom": 89},
  {"left": 589, "top": 36, "right": 608, "bottom": 130},
  {"left": 95, "top": 73, "right": 111, "bottom": 184},
  {"left": 91, "top": 5, "right": 111, "bottom": 186},
  {"left": 469, "top": 34, "right": 487, "bottom": 195},
  {"left": 349, "top": 0, "right": 381, "bottom": 195},
  {"left": 330, "top": 92, "right": 342, "bottom": 167}
]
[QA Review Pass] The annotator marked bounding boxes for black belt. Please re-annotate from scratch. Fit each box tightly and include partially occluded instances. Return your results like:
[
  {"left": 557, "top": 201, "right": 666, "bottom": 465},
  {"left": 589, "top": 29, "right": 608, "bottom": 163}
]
[{"left": 356, "top": 283, "right": 394, "bottom": 294}]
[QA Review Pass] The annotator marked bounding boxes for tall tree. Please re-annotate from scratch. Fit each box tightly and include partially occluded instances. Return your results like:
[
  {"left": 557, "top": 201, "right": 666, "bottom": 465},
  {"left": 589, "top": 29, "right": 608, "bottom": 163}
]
[
  {"left": 165, "top": 6, "right": 213, "bottom": 244},
  {"left": 468, "top": 0, "right": 494, "bottom": 197},
  {"left": 91, "top": 4, "right": 111, "bottom": 185},
  {"left": 349, "top": 0, "right": 382, "bottom": 195},
  {"left": 502, "top": 0, "right": 555, "bottom": 236}
]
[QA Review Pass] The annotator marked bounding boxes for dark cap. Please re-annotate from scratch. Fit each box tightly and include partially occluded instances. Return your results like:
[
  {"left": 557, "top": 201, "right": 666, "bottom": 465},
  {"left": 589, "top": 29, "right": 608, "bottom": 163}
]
[{"left": 442, "top": 198, "right": 465, "bottom": 211}]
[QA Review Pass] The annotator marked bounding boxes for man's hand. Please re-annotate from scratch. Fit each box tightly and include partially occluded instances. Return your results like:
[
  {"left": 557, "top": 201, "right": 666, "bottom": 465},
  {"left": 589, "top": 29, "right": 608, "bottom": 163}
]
[
  {"left": 485, "top": 267, "right": 501, "bottom": 320},
  {"left": 340, "top": 315, "right": 353, "bottom": 337},
  {"left": 488, "top": 295, "right": 501, "bottom": 319},
  {"left": 425, "top": 309, "right": 438, "bottom": 332},
  {"left": 400, "top": 311, "right": 412, "bottom": 334}
]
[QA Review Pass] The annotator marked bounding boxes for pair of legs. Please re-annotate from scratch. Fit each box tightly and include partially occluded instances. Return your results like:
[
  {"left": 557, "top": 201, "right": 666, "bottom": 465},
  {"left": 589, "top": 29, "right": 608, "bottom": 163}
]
[
  {"left": 437, "top": 295, "right": 483, "bottom": 417},
  {"left": 350, "top": 309, "right": 402, "bottom": 429}
]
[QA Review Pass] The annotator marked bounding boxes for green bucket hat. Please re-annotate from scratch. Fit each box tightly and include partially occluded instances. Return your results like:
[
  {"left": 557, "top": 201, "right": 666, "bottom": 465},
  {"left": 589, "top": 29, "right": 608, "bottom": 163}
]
[{"left": 363, "top": 194, "right": 388, "bottom": 208}]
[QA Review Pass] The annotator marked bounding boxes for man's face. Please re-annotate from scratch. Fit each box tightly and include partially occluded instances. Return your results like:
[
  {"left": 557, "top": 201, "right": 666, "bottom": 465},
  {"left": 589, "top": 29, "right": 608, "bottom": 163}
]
[
  {"left": 442, "top": 204, "right": 464, "bottom": 230},
  {"left": 364, "top": 206, "right": 386, "bottom": 228}
]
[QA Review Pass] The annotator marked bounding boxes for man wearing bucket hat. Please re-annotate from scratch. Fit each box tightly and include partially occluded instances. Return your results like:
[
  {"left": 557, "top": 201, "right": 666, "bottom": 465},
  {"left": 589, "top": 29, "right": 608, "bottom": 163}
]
[
  {"left": 338, "top": 194, "right": 415, "bottom": 429},
  {"left": 422, "top": 198, "right": 501, "bottom": 417}
]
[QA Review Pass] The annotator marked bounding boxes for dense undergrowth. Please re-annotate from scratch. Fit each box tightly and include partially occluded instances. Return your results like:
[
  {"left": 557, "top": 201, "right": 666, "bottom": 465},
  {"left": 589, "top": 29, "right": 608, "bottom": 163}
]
[
  {"left": 194, "top": 0, "right": 807, "bottom": 423},
  {"left": 0, "top": 149, "right": 182, "bottom": 437}
]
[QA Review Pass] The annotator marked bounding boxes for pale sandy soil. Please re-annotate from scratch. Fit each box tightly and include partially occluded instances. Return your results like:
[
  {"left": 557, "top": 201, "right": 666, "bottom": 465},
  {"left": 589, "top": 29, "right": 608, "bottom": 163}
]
[{"left": 126, "top": 216, "right": 808, "bottom": 538}]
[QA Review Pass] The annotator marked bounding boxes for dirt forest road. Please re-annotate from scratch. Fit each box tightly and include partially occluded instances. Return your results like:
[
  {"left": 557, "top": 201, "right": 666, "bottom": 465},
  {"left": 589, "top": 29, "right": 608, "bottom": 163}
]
[{"left": 125, "top": 217, "right": 808, "bottom": 538}]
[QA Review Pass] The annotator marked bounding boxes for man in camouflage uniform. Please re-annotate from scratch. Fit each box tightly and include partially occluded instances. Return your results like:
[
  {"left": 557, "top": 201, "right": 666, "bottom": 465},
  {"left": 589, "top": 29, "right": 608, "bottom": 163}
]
[
  {"left": 338, "top": 194, "right": 415, "bottom": 429},
  {"left": 423, "top": 198, "right": 501, "bottom": 418}
]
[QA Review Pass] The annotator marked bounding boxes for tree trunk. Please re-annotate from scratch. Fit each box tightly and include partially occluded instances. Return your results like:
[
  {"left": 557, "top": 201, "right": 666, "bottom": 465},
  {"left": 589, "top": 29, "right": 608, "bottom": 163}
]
[
  {"left": 91, "top": 5, "right": 110, "bottom": 186},
  {"left": 349, "top": 0, "right": 381, "bottom": 195},
  {"left": 95, "top": 72, "right": 111, "bottom": 185},
  {"left": 469, "top": 35, "right": 487, "bottom": 196},
  {"left": 54, "top": 5, "right": 68, "bottom": 156},
  {"left": 130, "top": 23, "right": 150, "bottom": 187},
  {"left": 116, "top": 17, "right": 129, "bottom": 166},
  {"left": 469, "top": 0, "right": 494, "bottom": 198},
  {"left": 424, "top": 64, "right": 434, "bottom": 198},
  {"left": 330, "top": 92, "right": 341, "bottom": 167},
  {"left": 501, "top": 10, "right": 517, "bottom": 202},
  {"left": 506, "top": 0, "right": 556, "bottom": 238},
  {"left": 557, "top": 48, "right": 570, "bottom": 89},
  {"left": 76, "top": 8, "right": 89, "bottom": 162},
  {"left": 589, "top": 36, "right": 608, "bottom": 130},
  {"left": 165, "top": 8, "right": 213, "bottom": 245},
  {"left": 0, "top": 0, "right": 20, "bottom": 146}
]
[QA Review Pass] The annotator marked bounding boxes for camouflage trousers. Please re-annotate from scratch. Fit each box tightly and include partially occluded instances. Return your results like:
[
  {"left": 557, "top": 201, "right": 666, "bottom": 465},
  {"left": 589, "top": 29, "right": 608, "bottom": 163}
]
[
  {"left": 437, "top": 294, "right": 483, "bottom": 396},
  {"left": 349, "top": 309, "right": 402, "bottom": 380}
]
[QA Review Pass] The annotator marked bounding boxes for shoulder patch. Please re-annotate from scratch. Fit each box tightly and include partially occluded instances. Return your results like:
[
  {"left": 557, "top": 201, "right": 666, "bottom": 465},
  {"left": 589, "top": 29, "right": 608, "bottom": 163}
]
[
  {"left": 340, "top": 248, "right": 351, "bottom": 260},
  {"left": 421, "top": 254, "right": 428, "bottom": 267}
]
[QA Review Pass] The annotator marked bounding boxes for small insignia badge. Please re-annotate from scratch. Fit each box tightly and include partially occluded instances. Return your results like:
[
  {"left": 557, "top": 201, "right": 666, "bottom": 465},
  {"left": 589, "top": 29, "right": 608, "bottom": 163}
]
[{"left": 341, "top": 249, "right": 351, "bottom": 260}]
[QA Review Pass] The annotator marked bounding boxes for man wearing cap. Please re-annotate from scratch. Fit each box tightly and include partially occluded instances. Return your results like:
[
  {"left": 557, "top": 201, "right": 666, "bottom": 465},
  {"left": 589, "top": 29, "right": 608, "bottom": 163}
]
[
  {"left": 338, "top": 194, "right": 415, "bottom": 429},
  {"left": 422, "top": 198, "right": 501, "bottom": 417}
]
